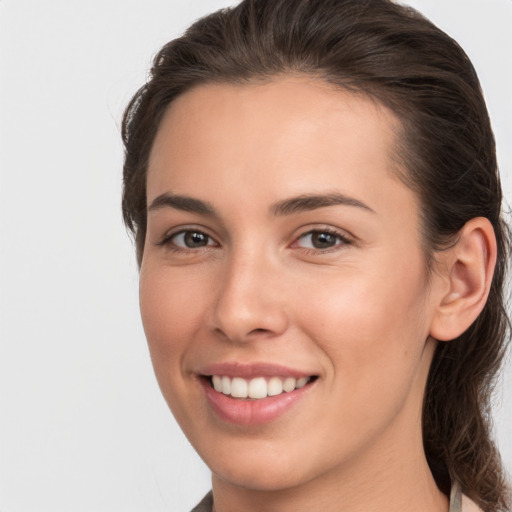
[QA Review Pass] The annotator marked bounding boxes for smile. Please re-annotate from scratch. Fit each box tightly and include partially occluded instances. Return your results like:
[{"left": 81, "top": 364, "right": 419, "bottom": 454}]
[
  {"left": 198, "top": 364, "right": 318, "bottom": 425},
  {"left": 210, "top": 375, "right": 313, "bottom": 399}
]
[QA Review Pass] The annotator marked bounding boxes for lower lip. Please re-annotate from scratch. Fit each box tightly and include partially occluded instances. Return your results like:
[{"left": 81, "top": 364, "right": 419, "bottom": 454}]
[{"left": 201, "top": 379, "right": 313, "bottom": 426}]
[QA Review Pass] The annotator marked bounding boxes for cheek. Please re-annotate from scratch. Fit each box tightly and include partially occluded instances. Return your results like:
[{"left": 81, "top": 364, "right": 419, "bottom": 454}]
[
  {"left": 297, "top": 252, "right": 431, "bottom": 386},
  {"left": 139, "top": 264, "right": 207, "bottom": 374},
  {"left": 138, "top": 263, "right": 217, "bottom": 433}
]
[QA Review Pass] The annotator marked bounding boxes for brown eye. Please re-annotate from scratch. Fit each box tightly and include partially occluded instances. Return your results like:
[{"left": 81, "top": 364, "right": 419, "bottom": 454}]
[
  {"left": 296, "top": 230, "right": 350, "bottom": 250},
  {"left": 311, "top": 232, "right": 338, "bottom": 249},
  {"left": 171, "top": 230, "right": 213, "bottom": 248}
]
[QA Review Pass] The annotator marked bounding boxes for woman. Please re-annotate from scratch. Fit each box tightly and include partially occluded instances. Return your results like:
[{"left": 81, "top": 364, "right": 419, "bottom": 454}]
[{"left": 121, "top": 0, "right": 511, "bottom": 510}]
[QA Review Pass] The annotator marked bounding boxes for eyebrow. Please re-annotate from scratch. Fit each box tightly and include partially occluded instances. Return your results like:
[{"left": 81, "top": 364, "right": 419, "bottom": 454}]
[
  {"left": 148, "top": 193, "right": 217, "bottom": 216},
  {"left": 270, "top": 193, "right": 375, "bottom": 216},
  {"left": 147, "top": 192, "right": 375, "bottom": 217}
]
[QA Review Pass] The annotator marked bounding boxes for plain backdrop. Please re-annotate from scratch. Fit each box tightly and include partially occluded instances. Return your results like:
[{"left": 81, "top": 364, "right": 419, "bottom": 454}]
[{"left": 0, "top": 1, "right": 510, "bottom": 511}]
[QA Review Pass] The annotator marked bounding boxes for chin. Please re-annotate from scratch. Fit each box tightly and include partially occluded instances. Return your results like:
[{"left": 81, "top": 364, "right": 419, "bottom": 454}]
[
  {"left": 212, "top": 461, "right": 311, "bottom": 492},
  {"left": 201, "top": 438, "right": 329, "bottom": 493}
]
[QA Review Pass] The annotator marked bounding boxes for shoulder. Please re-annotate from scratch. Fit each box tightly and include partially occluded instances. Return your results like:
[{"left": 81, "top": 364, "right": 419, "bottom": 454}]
[
  {"left": 451, "top": 481, "right": 484, "bottom": 512},
  {"left": 190, "top": 489, "right": 485, "bottom": 512},
  {"left": 190, "top": 491, "right": 213, "bottom": 512},
  {"left": 462, "top": 493, "right": 484, "bottom": 512}
]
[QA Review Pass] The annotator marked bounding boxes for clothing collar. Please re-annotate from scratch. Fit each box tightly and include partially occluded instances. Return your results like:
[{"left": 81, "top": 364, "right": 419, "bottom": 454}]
[
  {"left": 193, "top": 481, "right": 480, "bottom": 512},
  {"left": 450, "top": 480, "right": 463, "bottom": 512}
]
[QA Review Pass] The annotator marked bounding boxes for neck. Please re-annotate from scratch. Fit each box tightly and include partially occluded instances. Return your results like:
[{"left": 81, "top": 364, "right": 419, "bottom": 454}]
[{"left": 211, "top": 436, "right": 448, "bottom": 512}]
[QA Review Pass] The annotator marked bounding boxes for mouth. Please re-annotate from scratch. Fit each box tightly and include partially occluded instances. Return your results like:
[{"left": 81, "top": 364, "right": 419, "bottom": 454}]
[
  {"left": 197, "top": 365, "right": 318, "bottom": 425},
  {"left": 204, "top": 374, "right": 318, "bottom": 400}
]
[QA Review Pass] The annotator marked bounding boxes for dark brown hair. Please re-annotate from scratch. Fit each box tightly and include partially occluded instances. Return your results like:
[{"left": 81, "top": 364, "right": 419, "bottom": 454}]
[{"left": 121, "top": 0, "right": 511, "bottom": 509}]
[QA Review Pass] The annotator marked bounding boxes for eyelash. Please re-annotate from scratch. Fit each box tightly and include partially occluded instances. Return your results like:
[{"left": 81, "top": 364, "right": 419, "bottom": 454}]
[
  {"left": 156, "top": 227, "right": 353, "bottom": 254},
  {"left": 293, "top": 228, "right": 353, "bottom": 253},
  {"left": 157, "top": 228, "right": 218, "bottom": 252}
]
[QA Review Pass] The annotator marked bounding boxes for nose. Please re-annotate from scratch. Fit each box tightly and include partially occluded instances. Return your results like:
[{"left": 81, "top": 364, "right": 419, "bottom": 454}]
[{"left": 209, "top": 251, "right": 289, "bottom": 343}]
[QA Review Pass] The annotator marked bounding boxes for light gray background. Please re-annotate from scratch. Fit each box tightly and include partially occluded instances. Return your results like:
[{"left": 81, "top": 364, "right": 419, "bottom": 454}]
[{"left": 0, "top": 1, "right": 510, "bottom": 511}]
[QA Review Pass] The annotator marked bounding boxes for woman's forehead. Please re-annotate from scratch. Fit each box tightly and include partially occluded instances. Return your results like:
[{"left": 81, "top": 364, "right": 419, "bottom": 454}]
[{"left": 147, "top": 77, "right": 403, "bottom": 195}]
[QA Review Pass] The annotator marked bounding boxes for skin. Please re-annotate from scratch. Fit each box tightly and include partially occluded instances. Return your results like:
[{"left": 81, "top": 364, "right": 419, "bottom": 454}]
[{"left": 139, "top": 76, "right": 489, "bottom": 512}]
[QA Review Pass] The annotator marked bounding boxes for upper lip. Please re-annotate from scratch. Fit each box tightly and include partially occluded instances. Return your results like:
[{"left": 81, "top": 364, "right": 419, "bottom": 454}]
[{"left": 197, "top": 362, "right": 316, "bottom": 379}]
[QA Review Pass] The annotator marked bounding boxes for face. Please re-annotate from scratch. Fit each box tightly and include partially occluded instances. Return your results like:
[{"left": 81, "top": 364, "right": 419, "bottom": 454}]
[{"left": 140, "top": 77, "right": 444, "bottom": 493}]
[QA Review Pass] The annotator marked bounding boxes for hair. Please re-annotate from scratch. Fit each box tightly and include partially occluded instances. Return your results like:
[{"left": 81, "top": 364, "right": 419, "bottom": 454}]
[{"left": 121, "top": 0, "right": 511, "bottom": 509}]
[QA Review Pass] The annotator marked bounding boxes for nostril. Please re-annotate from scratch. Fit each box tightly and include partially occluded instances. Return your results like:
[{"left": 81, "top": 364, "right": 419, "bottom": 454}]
[{"left": 249, "top": 328, "right": 271, "bottom": 335}]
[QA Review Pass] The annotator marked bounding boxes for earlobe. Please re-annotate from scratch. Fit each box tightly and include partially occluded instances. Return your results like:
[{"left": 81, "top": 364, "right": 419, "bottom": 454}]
[{"left": 429, "top": 217, "right": 497, "bottom": 342}]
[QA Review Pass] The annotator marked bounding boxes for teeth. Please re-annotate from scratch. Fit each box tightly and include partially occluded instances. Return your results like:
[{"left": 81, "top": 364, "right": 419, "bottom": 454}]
[
  {"left": 212, "top": 375, "right": 222, "bottom": 392},
  {"left": 296, "top": 377, "right": 309, "bottom": 388},
  {"left": 267, "top": 376, "right": 283, "bottom": 396},
  {"left": 221, "top": 376, "right": 231, "bottom": 395},
  {"left": 231, "top": 377, "right": 248, "bottom": 398},
  {"left": 283, "top": 377, "right": 296, "bottom": 392},
  {"left": 248, "top": 377, "right": 267, "bottom": 399},
  {"left": 211, "top": 375, "right": 312, "bottom": 399}
]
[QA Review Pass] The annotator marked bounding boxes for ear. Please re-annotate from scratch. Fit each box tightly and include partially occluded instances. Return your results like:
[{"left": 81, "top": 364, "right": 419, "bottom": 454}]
[{"left": 429, "top": 217, "right": 497, "bottom": 342}]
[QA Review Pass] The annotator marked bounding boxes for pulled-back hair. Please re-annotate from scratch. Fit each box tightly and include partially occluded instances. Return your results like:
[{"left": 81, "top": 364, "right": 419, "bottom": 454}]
[{"left": 121, "top": 1, "right": 511, "bottom": 509}]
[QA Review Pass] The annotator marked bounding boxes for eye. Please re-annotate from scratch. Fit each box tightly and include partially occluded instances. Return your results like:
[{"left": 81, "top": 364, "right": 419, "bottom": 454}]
[
  {"left": 295, "top": 229, "right": 351, "bottom": 250},
  {"left": 162, "top": 229, "right": 217, "bottom": 250}
]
